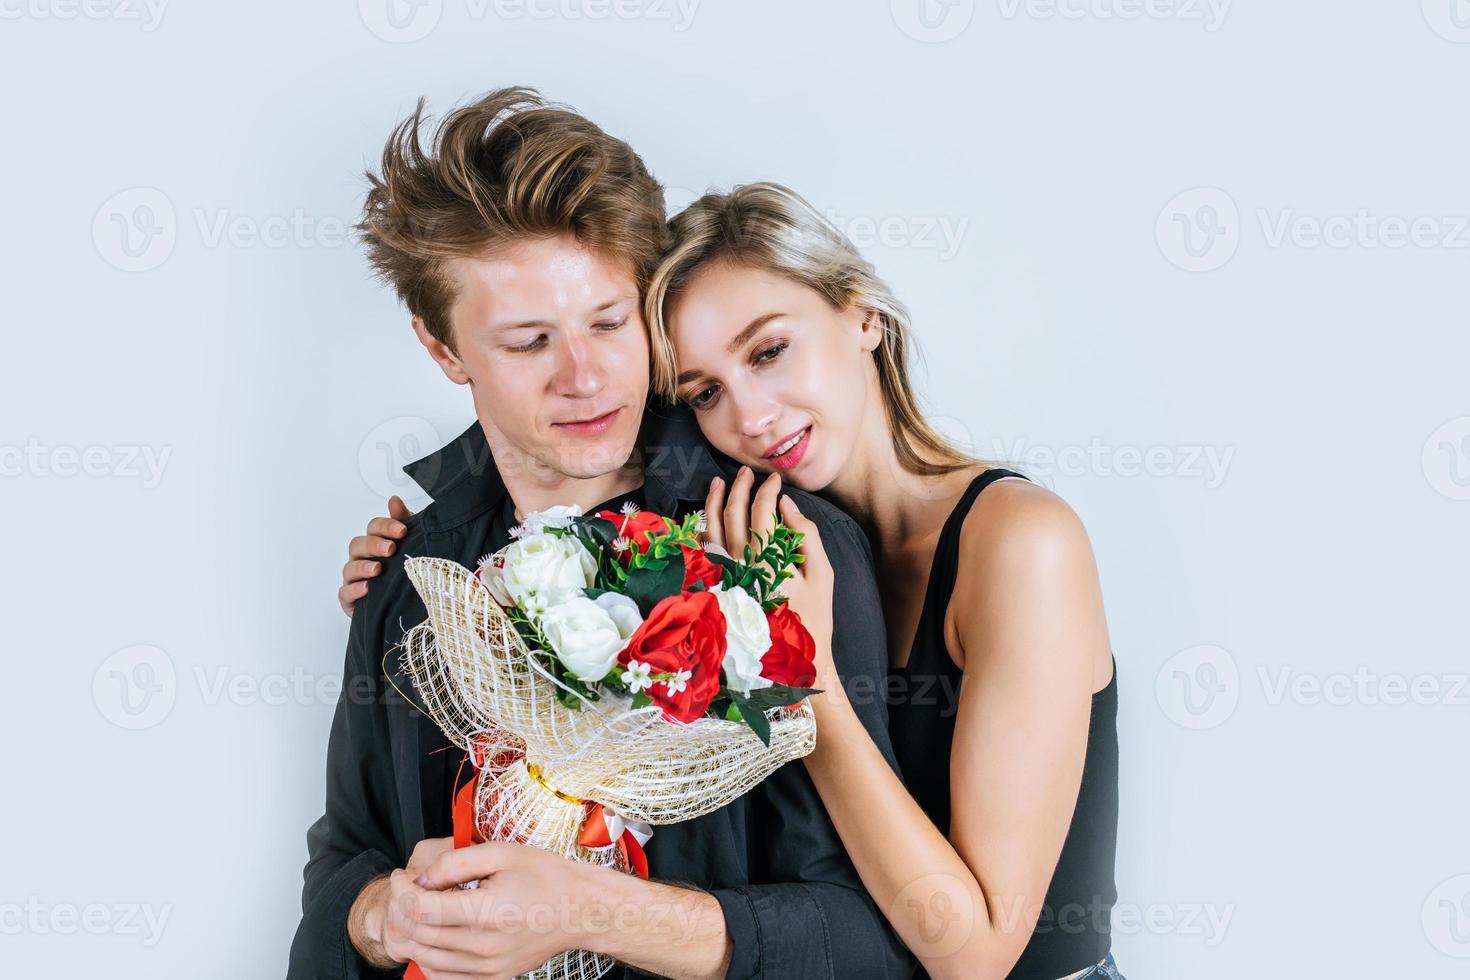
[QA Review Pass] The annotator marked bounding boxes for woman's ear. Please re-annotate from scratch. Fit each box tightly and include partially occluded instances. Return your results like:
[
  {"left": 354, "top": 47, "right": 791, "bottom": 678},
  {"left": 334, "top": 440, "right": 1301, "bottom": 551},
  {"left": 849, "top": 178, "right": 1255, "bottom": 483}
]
[
  {"left": 856, "top": 307, "right": 884, "bottom": 353},
  {"left": 412, "top": 314, "right": 472, "bottom": 386}
]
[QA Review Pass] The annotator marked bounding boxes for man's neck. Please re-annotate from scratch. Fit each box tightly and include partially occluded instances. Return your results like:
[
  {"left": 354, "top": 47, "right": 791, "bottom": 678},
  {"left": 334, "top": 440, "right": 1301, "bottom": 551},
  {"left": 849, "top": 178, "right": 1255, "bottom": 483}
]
[{"left": 493, "top": 445, "right": 646, "bottom": 522}]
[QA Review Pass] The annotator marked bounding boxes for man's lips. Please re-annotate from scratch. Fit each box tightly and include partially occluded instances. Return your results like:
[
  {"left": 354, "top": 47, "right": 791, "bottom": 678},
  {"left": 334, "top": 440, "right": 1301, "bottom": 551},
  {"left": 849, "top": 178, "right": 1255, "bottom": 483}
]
[{"left": 553, "top": 408, "right": 623, "bottom": 436}]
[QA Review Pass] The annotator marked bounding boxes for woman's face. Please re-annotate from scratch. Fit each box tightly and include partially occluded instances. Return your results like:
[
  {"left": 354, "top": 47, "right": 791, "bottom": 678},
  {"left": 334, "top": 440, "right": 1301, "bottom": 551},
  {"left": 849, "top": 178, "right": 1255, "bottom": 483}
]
[{"left": 666, "top": 260, "right": 883, "bottom": 492}]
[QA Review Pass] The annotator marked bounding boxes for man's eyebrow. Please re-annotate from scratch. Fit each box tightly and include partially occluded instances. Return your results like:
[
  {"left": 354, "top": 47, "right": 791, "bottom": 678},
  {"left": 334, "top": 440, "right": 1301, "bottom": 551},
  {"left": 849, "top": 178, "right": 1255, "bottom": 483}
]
[
  {"left": 495, "top": 296, "right": 634, "bottom": 333},
  {"left": 675, "top": 312, "right": 785, "bottom": 386}
]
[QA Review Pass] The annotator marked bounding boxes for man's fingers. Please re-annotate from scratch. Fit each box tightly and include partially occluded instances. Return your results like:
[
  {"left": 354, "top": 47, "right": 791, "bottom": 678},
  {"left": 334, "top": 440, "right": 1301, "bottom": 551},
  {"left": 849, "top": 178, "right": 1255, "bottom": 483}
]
[
  {"left": 388, "top": 495, "right": 415, "bottom": 524},
  {"left": 702, "top": 476, "right": 727, "bottom": 552},
  {"left": 750, "top": 472, "right": 781, "bottom": 547},
  {"left": 407, "top": 836, "right": 457, "bottom": 875},
  {"left": 417, "top": 842, "right": 509, "bottom": 892}
]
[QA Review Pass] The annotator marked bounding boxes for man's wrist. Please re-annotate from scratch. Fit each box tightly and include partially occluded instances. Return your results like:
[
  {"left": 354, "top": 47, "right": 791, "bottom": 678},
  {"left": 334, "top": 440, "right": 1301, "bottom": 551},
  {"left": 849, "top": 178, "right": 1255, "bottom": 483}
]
[{"left": 347, "top": 874, "right": 397, "bottom": 970}]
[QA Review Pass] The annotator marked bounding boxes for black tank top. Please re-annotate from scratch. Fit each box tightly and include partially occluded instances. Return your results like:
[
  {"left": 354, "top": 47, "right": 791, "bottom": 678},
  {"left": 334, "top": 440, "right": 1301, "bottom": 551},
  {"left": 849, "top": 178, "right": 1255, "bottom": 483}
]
[{"left": 888, "top": 469, "right": 1119, "bottom": 979}]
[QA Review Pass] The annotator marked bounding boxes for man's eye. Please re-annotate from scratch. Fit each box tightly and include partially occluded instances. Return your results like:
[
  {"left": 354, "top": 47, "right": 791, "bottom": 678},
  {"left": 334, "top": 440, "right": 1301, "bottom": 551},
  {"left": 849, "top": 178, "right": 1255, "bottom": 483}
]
[
  {"left": 507, "top": 336, "right": 546, "bottom": 353},
  {"left": 754, "top": 341, "right": 788, "bottom": 365}
]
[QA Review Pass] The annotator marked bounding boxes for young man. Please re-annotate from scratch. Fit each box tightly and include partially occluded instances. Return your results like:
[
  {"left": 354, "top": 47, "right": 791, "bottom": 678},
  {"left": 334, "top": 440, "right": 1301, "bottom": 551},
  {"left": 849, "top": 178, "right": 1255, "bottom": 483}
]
[{"left": 288, "top": 88, "right": 912, "bottom": 979}]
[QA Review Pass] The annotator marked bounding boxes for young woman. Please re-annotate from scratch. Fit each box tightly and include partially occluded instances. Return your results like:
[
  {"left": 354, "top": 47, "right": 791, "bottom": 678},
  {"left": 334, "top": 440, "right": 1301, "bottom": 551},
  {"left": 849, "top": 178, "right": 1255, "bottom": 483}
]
[{"left": 341, "top": 184, "right": 1122, "bottom": 980}]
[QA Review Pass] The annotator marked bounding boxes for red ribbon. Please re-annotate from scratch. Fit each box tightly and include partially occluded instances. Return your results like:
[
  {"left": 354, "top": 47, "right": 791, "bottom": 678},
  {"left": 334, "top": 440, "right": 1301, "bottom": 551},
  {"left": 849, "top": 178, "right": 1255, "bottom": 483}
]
[
  {"left": 405, "top": 752, "right": 483, "bottom": 980},
  {"left": 578, "top": 802, "right": 650, "bottom": 880}
]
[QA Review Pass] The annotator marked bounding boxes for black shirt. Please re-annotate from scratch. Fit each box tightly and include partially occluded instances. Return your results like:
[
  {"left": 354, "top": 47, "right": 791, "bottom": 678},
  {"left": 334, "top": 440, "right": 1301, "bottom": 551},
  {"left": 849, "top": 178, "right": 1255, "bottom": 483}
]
[
  {"left": 288, "top": 404, "right": 914, "bottom": 980},
  {"left": 888, "top": 469, "right": 1120, "bottom": 979}
]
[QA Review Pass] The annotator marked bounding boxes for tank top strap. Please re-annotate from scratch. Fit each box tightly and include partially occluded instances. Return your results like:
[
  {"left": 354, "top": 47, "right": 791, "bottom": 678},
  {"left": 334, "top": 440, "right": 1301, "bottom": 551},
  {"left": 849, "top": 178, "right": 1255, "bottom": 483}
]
[{"left": 908, "top": 468, "right": 1029, "bottom": 672}]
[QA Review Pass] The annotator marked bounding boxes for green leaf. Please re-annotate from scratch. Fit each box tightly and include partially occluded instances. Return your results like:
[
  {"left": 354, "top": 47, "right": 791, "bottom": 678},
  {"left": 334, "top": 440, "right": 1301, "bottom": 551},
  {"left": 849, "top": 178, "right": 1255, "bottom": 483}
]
[
  {"left": 630, "top": 691, "right": 653, "bottom": 710},
  {"left": 732, "top": 695, "right": 772, "bottom": 746},
  {"left": 744, "top": 684, "right": 823, "bottom": 709},
  {"left": 624, "top": 557, "right": 686, "bottom": 617}
]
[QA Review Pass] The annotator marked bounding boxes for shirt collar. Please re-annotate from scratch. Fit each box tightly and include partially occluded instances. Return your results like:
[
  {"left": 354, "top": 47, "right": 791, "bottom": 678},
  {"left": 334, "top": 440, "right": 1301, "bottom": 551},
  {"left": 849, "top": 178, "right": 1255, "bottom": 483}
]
[{"left": 401, "top": 402, "right": 726, "bottom": 531}]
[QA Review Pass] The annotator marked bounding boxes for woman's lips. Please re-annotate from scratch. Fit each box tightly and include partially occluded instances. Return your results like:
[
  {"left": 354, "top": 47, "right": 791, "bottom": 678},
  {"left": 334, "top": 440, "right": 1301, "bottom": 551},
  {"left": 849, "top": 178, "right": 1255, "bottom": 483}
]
[
  {"left": 554, "top": 408, "right": 622, "bottom": 436},
  {"left": 765, "top": 426, "right": 811, "bottom": 471}
]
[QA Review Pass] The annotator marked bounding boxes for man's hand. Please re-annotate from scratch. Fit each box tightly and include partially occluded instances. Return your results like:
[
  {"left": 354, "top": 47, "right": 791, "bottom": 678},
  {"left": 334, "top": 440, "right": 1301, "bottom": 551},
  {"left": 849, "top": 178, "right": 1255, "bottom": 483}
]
[
  {"left": 347, "top": 837, "right": 457, "bottom": 970},
  {"left": 386, "top": 841, "right": 731, "bottom": 980},
  {"left": 381, "top": 841, "right": 601, "bottom": 978}
]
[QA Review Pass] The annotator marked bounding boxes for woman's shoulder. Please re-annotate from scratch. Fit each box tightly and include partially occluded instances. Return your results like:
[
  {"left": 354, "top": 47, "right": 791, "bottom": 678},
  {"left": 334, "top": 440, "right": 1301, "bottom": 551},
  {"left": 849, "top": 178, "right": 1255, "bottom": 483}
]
[{"left": 953, "top": 469, "right": 1095, "bottom": 593}]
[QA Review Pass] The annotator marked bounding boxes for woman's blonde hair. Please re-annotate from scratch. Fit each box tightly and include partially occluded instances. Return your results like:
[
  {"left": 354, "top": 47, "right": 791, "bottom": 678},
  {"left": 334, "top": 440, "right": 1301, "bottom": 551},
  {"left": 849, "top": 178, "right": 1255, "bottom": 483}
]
[{"left": 646, "top": 182, "right": 974, "bottom": 477}]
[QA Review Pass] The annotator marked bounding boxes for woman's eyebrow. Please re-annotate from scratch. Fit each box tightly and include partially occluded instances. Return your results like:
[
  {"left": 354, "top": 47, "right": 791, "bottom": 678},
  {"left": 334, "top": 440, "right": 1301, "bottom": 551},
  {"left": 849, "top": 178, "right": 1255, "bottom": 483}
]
[{"left": 676, "top": 312, "right": 786, "bottom": 385}]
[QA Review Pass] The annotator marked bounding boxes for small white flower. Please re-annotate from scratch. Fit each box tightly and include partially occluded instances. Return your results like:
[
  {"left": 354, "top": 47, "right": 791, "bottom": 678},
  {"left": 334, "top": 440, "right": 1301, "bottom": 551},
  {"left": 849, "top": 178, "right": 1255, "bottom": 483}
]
[
  {"left": 713, "top": 584, "right": 774, "bottom": 695},
  {"left": 620, "top": 500, "right": 641, "bottom": 516},
  {"left": 693, "top": 510, "right": 709, "bottom": 534},
  {"left": 662, "top": 669, "right": 693, "bottom": 695},
  {"left": 515, "top": 504, "right": 585, "bottom": 537},
  {"left": 612, "top": 536, "right": 631, "bottom": 554},
  {"left": 621, "top": 659, "right": 653, "bottom": 693}
]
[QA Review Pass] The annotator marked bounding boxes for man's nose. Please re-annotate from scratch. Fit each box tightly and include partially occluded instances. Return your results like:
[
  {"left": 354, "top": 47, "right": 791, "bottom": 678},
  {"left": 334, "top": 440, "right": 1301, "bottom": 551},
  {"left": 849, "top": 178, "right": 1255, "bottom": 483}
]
[{"left": 553, "top": 336, "right": 606, "bottom": 398}]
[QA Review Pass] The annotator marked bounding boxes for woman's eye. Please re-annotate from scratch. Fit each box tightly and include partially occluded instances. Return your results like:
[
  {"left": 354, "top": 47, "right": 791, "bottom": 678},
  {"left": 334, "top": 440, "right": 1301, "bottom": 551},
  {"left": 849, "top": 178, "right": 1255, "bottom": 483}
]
[
  {"left": 754, "top": 341, "right": 788, "bottom": 365},
  {"left": 687, "top": 384, "right": 720, "bottom": 409},
  {"left": 595, "top": 317, "right": 628, "bottom": 333}
]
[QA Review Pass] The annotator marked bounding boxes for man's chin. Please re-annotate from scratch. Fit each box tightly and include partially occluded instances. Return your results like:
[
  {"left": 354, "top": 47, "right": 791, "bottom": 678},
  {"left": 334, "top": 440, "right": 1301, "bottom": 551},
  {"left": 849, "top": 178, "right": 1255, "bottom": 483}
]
[{"left": 542, "top": 432, "right": 640, "bottom": 481}]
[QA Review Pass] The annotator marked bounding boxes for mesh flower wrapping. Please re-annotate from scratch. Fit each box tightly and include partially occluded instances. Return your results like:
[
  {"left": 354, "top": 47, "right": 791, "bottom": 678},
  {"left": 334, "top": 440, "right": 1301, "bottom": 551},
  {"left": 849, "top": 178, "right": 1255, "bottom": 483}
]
[{"left": 399, "top": 553, "right": 817, "bottom": 980}]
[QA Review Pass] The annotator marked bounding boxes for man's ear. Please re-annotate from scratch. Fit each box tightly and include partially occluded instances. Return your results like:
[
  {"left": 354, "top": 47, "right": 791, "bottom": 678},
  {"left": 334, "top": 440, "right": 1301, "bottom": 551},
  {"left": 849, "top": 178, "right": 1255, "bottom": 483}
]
[
  {"left": 855, "top": 307, "right": 884, "bottom": 353},
  {"left": 412, "top": 315, "right": 471, "bottom": 385}
]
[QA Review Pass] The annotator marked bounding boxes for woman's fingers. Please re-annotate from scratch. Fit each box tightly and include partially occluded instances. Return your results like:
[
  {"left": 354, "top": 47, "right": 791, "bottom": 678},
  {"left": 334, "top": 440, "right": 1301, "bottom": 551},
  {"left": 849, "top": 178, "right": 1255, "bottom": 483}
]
[
  {"left": 350, "top": 533, "right": 395, "bottom": 560},
  {"left": 750, "top": 472, "right": 781, "bottom": 548},
  {"left": 387, "top": 495, "right": 415, "bottom": 524},
  {"left": 722, "top": 466, "right": 755, "bottom": 556},
  {"left": 367, "top": 515, "right": 409, "bottom": 543},
  {"left": 779, "top": 496, "right": 831, "bottom": 579},
  {"left": 338, "top": 580, "right": 369, "bottom": 617},
  {"left": 703, "top": 476, "right": 727, "bottom": 552}
]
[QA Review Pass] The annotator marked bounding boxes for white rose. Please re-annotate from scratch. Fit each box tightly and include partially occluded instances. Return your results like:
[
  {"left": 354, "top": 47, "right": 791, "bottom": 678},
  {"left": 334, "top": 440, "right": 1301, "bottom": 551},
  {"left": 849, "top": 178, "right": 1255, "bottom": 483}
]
[
  {"left": 539, "top": 596, "right": 625, "bottom": 682},
  {"left": 713, "top": 584, "right": 773, "bottom": 695},
  {"left": 501, "top": 532, "right": 597, "bottom": 612},
  {"left": 474, "top": 558, "right": 514, "bottom": 607},
  {"left": 592, "top": 592, "right": 643, "bottom": 641},
  {"left": 516, "top": 504, "right": 584, "bottom": 536}
]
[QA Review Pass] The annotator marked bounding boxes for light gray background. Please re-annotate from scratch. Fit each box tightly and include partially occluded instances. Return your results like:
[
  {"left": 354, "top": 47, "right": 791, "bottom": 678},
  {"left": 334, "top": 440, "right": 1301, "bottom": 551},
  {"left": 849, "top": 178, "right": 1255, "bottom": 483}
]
[{"left": 2, "top": 1, "right": 1467, "bottom": 976}]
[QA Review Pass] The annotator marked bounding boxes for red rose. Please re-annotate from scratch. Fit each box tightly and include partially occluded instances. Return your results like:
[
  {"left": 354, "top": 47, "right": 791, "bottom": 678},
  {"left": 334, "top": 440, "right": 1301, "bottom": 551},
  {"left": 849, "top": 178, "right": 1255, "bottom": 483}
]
[
  {"left": 618, "top": 590, "right": 727, "bottom": 723},
  {"left": 595, "top": 509, "right": 669, "bottom": 564},
  {"left": 680, "top": 545, "right": 723, "bottom": 591},
  {"left": 761, "top": 603, "right": 817, "bottom": 688}
]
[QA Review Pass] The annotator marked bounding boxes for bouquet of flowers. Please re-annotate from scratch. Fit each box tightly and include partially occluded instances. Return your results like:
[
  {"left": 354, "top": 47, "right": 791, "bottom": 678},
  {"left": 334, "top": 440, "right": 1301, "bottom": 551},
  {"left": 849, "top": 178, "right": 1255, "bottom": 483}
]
[{"left": 398, "top": 501, "right": 821, "bottom": 980}]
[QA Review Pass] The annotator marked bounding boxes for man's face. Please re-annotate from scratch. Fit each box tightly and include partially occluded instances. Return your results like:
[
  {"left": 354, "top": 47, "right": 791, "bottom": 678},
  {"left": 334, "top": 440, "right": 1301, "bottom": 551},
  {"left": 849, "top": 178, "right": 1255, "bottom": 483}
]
[{"left": 423, "top": 234, "right": 650, "bottom": 483}]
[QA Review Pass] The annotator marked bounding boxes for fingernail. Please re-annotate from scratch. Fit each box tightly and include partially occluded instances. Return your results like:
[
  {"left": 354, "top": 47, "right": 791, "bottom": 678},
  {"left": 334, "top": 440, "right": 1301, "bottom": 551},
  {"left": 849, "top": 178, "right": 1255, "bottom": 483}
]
[
  {"left": 367, "top": 561, "right": 380, "bottom": 573},
  {"left": 392, "top": 522, "right": 407, "bottom": 535},
  {"left": 413, "top": 874, "right": 428, "bottom": 888},
  {"left": 381, "top": 542, "right": 394, "bottom": 555}
]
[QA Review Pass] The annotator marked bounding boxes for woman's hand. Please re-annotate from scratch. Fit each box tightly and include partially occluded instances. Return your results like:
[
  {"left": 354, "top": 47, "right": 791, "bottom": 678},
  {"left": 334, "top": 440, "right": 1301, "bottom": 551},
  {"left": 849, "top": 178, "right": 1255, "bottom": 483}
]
[
  {"left": 340, "top": 495, "right": 414, "bottom": 616},
  {"left": 702, "top": 468, "right": 838, "bottom": 691}
]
